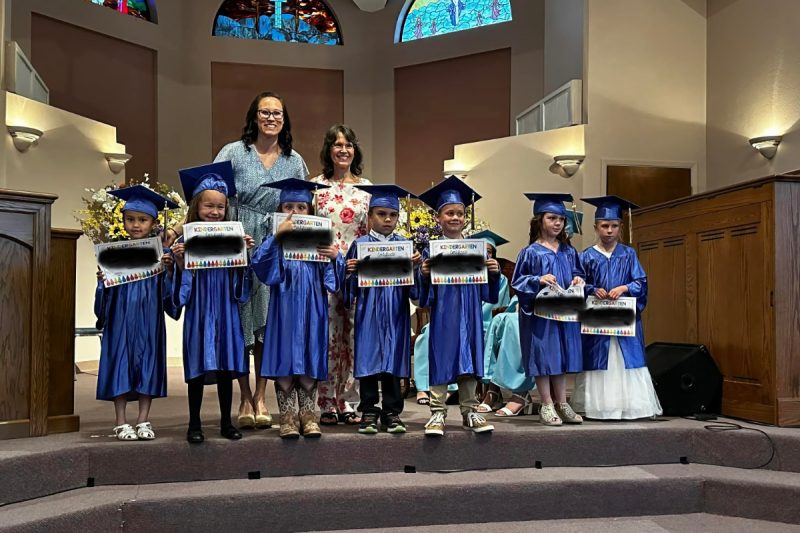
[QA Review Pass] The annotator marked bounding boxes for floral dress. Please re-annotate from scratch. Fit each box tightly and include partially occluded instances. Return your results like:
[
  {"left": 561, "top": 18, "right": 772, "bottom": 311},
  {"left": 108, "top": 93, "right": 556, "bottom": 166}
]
[{"left": 310, "top": 174, "right": 372, "bottom": 413}]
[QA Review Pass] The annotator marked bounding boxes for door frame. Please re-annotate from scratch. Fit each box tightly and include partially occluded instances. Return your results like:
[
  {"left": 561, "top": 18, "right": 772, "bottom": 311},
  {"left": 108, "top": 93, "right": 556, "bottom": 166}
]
[{"left": 600, "top": 158, "right": 701, "bottom": 197}]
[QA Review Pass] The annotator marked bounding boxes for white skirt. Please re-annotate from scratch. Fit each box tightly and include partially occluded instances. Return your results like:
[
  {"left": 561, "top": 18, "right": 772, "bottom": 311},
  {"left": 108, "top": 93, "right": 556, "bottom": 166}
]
[{"left": 573, "top": 337, "right": 663, "bottom": 420}]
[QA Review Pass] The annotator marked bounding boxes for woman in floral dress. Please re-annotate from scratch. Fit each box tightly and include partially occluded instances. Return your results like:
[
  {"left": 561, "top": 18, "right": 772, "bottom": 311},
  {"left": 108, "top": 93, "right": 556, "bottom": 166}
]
[{"left": 311, "top": 124, "right": 372, "bottom": 425}]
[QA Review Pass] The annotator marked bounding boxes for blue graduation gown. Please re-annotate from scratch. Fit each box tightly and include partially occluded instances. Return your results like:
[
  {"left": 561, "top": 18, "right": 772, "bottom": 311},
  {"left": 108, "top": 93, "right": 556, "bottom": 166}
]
[
  {"left": 169, "top": 239, "right": 251, "bottom": 383},
  {"left": 251, "top": 235, "right": 343, "bottom": 380},
  {"left": 344, "top": 234, "right": 418, "bottom": 378},
  {"left": 418, "top": 245, "right": 500, "bottom": 386},
  {"left": 94, "top": 267, "right": 174, "bottom": 401},
  {"left": 512, "top": 242, "right": 584, "bottom": 377},
  {"left": 580, "top": 244, "right": 648, "bottom": 370}
]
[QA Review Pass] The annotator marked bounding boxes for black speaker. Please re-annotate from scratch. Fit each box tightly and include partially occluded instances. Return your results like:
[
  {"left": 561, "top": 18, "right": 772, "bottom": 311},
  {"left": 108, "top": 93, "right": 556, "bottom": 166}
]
[{"left": 645, "top": 342, "right": 722, "bottom": 416}]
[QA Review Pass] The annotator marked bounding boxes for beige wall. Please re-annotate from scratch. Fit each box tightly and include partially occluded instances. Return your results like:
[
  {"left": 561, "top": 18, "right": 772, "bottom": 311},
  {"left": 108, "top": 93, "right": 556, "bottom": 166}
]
[
  {"left": 3, "top": 91, "right": 184, "bottom": 364},
  {"left": 453, "top": 125, "right": 586, "bottom": 256},
  {"left": 543, "top": 0, "right": 584, "bottom": 94},
  {"left": 9, "top": 0, "right": 545, "bottom": 189},
  {"left": 706, "top": 0, "right": 800, "bottom": 189},
  {"left": 581, "top": 0, "right": 707, "bottom": 198},
  {"left": 447, "top": 0, "right": 707, "bottom": 260}
]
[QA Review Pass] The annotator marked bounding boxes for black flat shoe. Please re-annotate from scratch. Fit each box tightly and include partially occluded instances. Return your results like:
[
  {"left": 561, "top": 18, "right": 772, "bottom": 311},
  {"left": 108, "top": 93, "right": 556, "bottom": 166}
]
[
  {"left": 186, "top": 428, "right": 204, "bottom": 444},
  {"left": 221, "top": 426, "right": 242, "bottom": 440}
]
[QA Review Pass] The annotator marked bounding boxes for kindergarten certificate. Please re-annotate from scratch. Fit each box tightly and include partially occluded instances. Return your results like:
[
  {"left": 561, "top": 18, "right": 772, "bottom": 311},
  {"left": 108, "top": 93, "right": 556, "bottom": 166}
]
[
  {"left": 580, "top": 296, "right": 637, "bottom": 337},
  {"left": 357, "top": 241, "right": 414, "bottom": 287},
  {"left": 429, "top": 239, "right": 487, "bottom": 285},
  {"left": 183, "top": 221, "right": 247, "bottom": 270},
  {"left": 271, "top": 213, "right": 333, "bottom": 262},
  {"left": 95, "top": 237, "right": 164, "bottom": 288},
  {"left": 533, "top": 283, "right": 585, "bottom": 322}
]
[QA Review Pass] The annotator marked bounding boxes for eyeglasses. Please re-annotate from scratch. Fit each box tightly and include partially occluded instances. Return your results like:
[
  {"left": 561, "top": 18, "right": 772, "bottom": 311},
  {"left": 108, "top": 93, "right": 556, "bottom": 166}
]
[
  {"left": 257, "top": 109, "right": 284, "bottom": 119},
  {"left": 333, "top": 142, "right": 354, "bottom": 150}
]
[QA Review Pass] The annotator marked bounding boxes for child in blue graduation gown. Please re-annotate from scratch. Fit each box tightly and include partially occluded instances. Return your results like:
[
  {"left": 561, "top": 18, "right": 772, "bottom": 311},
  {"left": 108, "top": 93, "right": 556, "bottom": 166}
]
[
  {"left": 169, "top": 162, "right": 255, "bottom": 444},
  {"left": 344, "top": 185, "right": 421, "bottom": 434},
  {"left": 573, "top": 196, "right": 662, "bottom": 419},
  {"left": 417, "top": 176, "right": 501, "bottom": 436},
  {"left": 95, "top": 186, "right": 178, "bottom": 441},
  {"left": 250, "top": 178, "right": 343, "bottom": 439},
  {"left": 512, "top": 193, "right": 585, "bottom": 426}
]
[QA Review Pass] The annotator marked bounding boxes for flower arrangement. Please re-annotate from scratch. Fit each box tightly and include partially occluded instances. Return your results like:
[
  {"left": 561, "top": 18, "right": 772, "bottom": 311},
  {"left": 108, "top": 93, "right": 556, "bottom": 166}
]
[
  {"left": 74, "top": 174, "right": 187, "bottom": 244},
  {"left": 397, "top": 197, "right": 490, "bottom": 250}
]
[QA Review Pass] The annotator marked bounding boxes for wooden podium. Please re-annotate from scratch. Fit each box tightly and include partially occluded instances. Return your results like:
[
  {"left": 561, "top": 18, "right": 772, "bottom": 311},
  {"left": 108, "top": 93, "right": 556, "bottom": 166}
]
[
  {"left": 634, "top": 175, "right": 800, "bottom": 426},
  {"left": 0, "top": 189, "right": 80, "bottom": 438}
]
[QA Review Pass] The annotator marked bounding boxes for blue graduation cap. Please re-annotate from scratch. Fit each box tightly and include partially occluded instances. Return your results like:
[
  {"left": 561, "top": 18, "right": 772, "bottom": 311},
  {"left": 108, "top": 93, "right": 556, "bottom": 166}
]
[
  {"left": 469, "top": 229, "right": 509, "bottom": 249},
  {"left": 418, "top": 175, "right": 481, "bottom": 212},
  {"left": 581, "top": 195, "right": 640, "bottom": 221},
  {"left": 565, "top": 210, "right": 584, "bottom": 236},
  {"left": 265, "top": 178, "right": 330, "bottom": 205},
  {"left": 109, "top": 185, "right": 178, "bottom": 219},
  {"left": 523, "top": 193, "right": 574, "bottom": 217},
  {"left": 354, "top": 184, "right": 417, "bottom": 211},
  {"left": 178, "top": 161, "right": 236, "bottom": 200}
]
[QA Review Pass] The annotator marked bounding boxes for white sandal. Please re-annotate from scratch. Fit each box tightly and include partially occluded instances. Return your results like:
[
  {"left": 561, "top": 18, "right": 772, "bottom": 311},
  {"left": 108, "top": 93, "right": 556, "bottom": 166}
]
[
  {"left": 113, "top": 423, "right": 139, "bottom": 441},
  {"left": 135, "top": 421, "right": 156, "bottom": 440}
]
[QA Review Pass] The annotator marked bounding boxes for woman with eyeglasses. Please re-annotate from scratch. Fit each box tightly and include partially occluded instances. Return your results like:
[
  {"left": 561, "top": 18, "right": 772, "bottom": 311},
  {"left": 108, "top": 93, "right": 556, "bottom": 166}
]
[
  {"left": 311, "top": 124, "right": 372, "bottom": 426},
  {"left": 166, "top": 91, "right": 309, "bottom": 431}
]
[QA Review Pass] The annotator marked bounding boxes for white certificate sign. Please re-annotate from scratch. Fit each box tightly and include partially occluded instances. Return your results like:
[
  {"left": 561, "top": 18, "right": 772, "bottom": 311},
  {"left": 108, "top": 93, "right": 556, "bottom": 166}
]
[
  {"left": 429, "top": 239, "right": 487, "bottom": 285},
  {"left": 581, "top": 296, "right": 637, "bottom": 337},
  {"left": 357, "top": 241, "right": 414, "bottom": 288},
  {"left": 533, "top": 284, "right": 585, "bottom": 322},
  {"left": 95, "top": 237, "right": 163, "bottom": 288},
  {"left": 183, "top": 221, "right": 247, "bottom": 270},
  {"left": 272, "top": 213, "right": 333, "bottom": 262}
]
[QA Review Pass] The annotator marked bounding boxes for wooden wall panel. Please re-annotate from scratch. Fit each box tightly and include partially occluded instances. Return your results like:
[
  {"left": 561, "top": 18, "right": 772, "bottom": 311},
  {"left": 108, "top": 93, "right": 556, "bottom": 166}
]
[
  {"left": 211, "top": 62, "right": 344, "bottom": 178},
  {"left": 774, "top": 182, "right": 800, "bottom": 426},
  {"left": 394, "top": 49, "right": 511, "bottom": 192},
  {"left": 634, "top": 176, "right": 800, "bottom": 426},
  {"left": 696, "top": 221, "right": 772, "bottom": 411},
  {"left": 0, "top": 238, "right": 32, "bottom": 421},
  {"left": 31, "top": 14, "right": 158, "bottom": 182},
  {"left": 638, "top": 237, "right": 689, "bottom": 344},
  {"left": 47, "top": 230, "right": 81, "bottom": 422}
]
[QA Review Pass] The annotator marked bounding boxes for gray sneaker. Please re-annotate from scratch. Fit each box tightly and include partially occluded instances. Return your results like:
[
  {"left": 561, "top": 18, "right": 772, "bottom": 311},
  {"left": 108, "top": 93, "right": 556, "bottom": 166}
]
[
  {"left": 462, "top": 412, "right": 494, "bottom": 433},
  {"left": 424, "top": 411, "right": 446, "bottom": 436}
]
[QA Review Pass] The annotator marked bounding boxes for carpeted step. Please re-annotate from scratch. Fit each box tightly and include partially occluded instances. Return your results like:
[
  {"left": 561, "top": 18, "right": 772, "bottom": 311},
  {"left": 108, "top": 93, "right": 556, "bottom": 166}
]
[
  {"left": 318, "top": 514, "right": 800, "bottom": 533},
  {"left": 2, "top": 464, "right": 799, "bottom": 532},
  {"left": 2, "top": 416, "right": 795, "bottom": 506}
]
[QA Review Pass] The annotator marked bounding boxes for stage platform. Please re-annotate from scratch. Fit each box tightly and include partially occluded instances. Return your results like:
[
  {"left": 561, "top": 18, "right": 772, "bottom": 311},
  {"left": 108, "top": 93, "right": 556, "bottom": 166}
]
[{"left": 1, "top": 370, "right": 799, "bottom": 531}]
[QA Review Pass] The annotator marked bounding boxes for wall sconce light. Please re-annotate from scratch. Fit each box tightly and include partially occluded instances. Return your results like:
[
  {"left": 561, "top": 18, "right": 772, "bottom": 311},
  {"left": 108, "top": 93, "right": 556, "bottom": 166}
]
[
  {"left": 104, "top": 153, "right": 133, "bottom": 174},
  {"left": 749, "top": 135, "right": 782, "bottom": 160},
  {"left": 552, "top": 155, "right": 585, "bottom": 177},
  {"left": 7, "top": 125, "right": 43, "bottom": 152},
  {"left": 443, "top": 169, "right": 469, "bottom": 180}
]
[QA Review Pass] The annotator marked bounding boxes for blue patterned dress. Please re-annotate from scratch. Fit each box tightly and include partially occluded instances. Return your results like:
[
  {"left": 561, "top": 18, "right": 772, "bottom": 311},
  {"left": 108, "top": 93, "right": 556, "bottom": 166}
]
[{"left": 213, "top": 141, "right": 308, "bottom": 347}]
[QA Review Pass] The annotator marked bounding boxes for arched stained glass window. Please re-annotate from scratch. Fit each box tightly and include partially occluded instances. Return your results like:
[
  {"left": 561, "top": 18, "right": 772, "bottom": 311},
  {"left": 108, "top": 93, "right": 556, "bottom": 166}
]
[
  {"left": 213, "top": 0, "right": 342, "bottom": 46},
  {"left": 398, "top": 0, "right": 512, "bottom": 42},
  {"left": 88, "top": 0, "right": 157, "bottom": 23}
]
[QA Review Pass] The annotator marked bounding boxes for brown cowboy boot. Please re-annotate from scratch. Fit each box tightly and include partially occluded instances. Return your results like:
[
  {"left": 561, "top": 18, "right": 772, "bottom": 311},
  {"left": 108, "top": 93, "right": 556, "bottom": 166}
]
[
  {"left": 297, "top": 385, "right": 322, "bottom": 438},
  {"left": 276, "top": 384, "right": 300, "bottom": 439}
]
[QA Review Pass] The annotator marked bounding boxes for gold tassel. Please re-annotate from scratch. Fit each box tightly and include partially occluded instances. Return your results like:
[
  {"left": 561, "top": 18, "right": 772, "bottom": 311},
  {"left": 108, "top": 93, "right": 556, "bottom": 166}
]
[
  {"left": 406, "top": 194, "right": 411, "bottom": 234},
  {"left": 628, "top": 206, "right": 633, "bottom": 244},
  {"left": 470, "top": 192, "right": 475, "bottom": 232}
]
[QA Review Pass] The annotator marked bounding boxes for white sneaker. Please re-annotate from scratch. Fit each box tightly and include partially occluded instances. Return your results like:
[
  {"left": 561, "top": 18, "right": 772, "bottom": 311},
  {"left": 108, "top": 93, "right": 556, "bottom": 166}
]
[
  {"left": 462, "top": 412, "right": 494, "bottom": 433},
  {"left": 424, "top": 411, "right": 446, "bottom": 436}
]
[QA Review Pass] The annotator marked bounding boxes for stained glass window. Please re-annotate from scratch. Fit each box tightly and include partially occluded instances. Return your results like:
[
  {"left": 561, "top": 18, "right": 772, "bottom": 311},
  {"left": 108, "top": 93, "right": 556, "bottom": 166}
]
[
  {"left": 88, "top": 0, "right": 156, "bottom": 22},
  {"left": 213, "top": 0, "right": 342, "bottom": 46},
  {"left": 399, "top": 0, "right": 512, "bottom": 42}
]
